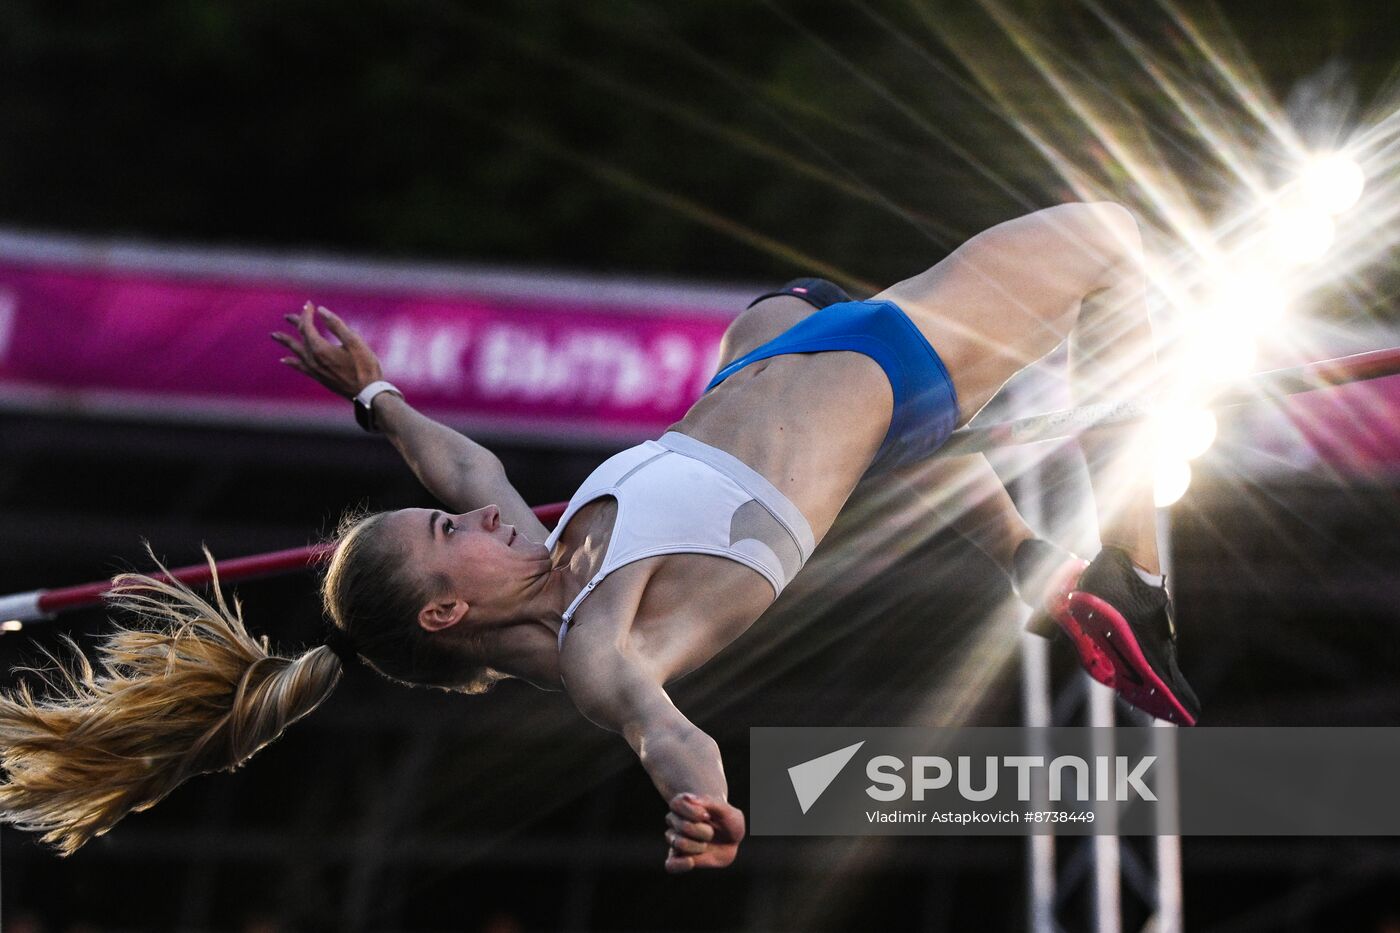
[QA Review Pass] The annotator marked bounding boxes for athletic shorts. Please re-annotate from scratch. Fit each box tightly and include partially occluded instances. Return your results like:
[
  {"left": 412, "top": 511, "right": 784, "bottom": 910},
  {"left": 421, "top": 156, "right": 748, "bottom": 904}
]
[{"left": 708, "top": 280, "right": 960, "bottom": 473}]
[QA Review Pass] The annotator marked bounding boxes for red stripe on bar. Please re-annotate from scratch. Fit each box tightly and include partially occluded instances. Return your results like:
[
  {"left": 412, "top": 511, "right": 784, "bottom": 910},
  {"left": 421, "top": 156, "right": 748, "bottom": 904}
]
[
  {"left": 1215, "top": 346, "right": 1400, "bottom": 406},
  {"left": 33, "top": 501, "right": 569, "bottom": 618}
]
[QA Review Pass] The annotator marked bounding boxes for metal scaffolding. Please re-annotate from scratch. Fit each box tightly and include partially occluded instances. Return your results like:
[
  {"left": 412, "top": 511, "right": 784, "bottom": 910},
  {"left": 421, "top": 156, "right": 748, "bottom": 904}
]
[{"left": 1012, "top": 397, "right": 1184, "bottom": 933}]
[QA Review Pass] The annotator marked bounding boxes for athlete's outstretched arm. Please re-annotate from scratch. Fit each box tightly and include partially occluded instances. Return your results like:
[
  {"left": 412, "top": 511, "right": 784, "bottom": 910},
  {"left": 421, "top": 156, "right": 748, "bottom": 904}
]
[
  {"left": 272, "top": 303, "right": 546, "bottom": 536},
  {"left": 560, "top": 634, "right": 746, "bottom": 873}
]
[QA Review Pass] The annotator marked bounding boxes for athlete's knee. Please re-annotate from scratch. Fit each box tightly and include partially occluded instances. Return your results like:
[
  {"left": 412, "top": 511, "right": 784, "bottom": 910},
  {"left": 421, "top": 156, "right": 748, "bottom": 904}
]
[
  {"left": 1041, "top": 201, "right": 1141, "bottom": 253},
  {"left": 1081, "top": 205, "right": 1145, "bottom": 272},
  {"left": 1076, "top": 200, "right": 1137, "bottom": 230}
]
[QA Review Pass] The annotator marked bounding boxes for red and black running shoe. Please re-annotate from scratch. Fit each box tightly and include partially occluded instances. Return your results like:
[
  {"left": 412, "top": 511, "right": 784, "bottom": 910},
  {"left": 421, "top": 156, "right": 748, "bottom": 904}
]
[{"left": 1054, "top": 547, "right": 1200, "bottom": 725}]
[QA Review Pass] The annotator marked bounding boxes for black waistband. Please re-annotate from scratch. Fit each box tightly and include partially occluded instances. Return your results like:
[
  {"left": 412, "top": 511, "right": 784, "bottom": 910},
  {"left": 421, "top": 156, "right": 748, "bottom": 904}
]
[{"left": 747, "top": 277, "right": 853, "bottom": 311}]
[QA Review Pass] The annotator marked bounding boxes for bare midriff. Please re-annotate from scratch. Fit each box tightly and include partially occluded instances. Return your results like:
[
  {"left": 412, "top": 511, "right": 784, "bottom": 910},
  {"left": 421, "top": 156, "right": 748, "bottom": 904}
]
[
  {"left": 559, "top": 302, "right": 897, "bottom": 679},
  {"left": 668, "top": 347, "right": 893, "bottom": 543}
]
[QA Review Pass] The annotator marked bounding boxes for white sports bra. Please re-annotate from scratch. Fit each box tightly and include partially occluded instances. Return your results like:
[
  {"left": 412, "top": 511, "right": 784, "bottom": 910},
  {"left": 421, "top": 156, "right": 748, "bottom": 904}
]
[{"left": 547, "top": 431, "right": 816, "bottom": 649}]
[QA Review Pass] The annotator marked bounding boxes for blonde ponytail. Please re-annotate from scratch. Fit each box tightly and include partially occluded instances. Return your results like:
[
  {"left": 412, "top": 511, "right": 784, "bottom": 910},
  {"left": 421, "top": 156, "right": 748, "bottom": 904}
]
[{"left": 0, "top": 548, "right": 341, "bottom": 855}]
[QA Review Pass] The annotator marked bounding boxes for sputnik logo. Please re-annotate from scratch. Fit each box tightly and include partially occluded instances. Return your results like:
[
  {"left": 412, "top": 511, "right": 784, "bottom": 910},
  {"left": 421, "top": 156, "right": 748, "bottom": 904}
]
[{"left": 788, "top": 741, "right": 865, "bottom": 814}]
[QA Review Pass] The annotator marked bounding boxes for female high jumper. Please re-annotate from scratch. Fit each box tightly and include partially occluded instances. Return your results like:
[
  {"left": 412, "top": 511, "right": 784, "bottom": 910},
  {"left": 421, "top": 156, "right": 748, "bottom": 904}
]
[{"left": 0, "top": 202, "right": 1197, "bottom": 872}]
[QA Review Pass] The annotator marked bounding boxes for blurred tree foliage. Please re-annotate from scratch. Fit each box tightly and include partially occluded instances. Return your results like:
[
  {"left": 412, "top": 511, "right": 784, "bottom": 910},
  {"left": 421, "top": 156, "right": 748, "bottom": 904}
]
[{"left": 0, "top": 0, "right": 1395, "bottom": 289}]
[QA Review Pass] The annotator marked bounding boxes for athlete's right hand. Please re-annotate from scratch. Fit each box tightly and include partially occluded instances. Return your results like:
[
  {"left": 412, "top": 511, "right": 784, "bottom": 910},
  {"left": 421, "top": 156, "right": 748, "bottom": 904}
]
[
  {"left": 271, "top": 302, "right": 384, "bottom": 398},
  {"left": 664, "top": 792, "right": 746, "bottom": 874}
]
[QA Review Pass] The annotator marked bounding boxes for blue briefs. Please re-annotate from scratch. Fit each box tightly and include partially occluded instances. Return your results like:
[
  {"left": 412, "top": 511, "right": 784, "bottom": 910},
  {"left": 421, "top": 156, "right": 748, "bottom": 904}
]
[{"left": 704, "top": 298, "right": 960, "bottom": 473}]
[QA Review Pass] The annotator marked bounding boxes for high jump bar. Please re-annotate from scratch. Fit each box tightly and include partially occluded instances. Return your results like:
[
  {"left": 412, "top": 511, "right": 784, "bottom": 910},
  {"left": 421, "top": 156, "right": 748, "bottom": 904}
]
[
  {"left": 937, "top": 345, "right": 1400, "bottom": 456},
  {"left": 3, "top": 346, "right": 1398, "bottom": 625}
]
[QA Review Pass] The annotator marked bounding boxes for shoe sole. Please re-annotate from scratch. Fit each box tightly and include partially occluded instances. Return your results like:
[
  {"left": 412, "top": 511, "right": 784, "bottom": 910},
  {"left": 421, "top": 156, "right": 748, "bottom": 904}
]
[{"left": 1056, "top": 592, "right": 1198, "bottom": 726}]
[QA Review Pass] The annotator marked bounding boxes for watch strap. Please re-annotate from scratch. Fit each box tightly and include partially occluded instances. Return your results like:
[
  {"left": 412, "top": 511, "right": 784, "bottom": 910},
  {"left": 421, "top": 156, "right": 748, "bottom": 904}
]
[{"left": 353, "top": 380, "right": 402, "bottom": 432}]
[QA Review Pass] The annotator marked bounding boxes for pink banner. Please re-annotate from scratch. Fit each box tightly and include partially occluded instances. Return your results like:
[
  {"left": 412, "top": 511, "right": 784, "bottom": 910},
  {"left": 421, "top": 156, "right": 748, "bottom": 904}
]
[
  {"left": 6, "top": 247, "right": 1396, "bottom": 474},
  {"left": 0, "top": 259, "right": 735, "bottom": 441},
  {"left": 1271, "top": 380, "right": 1400, "bottom": 476}
]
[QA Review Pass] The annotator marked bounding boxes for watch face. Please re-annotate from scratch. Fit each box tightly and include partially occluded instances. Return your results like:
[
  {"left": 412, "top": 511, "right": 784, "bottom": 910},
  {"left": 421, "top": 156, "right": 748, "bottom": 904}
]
[{"left": 353, "top": 399, "right": 373, "bottom": 431}]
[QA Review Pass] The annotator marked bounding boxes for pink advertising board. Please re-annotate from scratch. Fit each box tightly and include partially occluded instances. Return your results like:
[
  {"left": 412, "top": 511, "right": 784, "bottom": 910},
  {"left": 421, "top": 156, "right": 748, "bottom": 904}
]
[
  {"left": 3, "top": 233, "right": 1397, "bottom": 474},
  {"left": 0, "top": 247, "right": 741, "bottom": 443},
  {"left": 1264, "top": 378, "right": 1400, "bottom": 477}
]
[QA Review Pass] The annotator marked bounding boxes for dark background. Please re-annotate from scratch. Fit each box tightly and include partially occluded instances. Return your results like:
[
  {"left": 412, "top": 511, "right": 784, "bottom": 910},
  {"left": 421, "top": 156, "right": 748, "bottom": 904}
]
[{"left": 2, "top": 1, "right": 1400, "bottom": 931}]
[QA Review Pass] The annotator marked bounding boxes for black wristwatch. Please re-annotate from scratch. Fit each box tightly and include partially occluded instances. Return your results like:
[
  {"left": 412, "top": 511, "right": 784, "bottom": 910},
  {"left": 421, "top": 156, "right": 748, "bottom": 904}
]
[{"left": 352, "top": 381, "right": 402, "bottom": 432}]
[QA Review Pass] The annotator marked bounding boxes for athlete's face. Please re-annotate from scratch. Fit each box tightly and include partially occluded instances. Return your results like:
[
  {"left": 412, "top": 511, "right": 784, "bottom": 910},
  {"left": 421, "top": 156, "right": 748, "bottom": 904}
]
[{"left": 382, "top": 504, "right": 549, "bottom": 628}]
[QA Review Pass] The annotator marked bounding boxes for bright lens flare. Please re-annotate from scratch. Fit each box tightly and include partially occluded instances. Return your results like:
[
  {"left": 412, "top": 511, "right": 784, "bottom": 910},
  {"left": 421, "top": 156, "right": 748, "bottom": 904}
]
[
  {"left": 1267, "top": 204, "right": 1336, "bottom": 263},
  {"left": 1185, "top": 321, "right": 1258, "bottom": 384},
  {"left": 1154, "top": 458, "right": 1193, "bottom": 508},
  {"left": 1299, "top": 153, "right": 1365, "bottom": 215},
  {"left": 1202, "top": 268, "right": 1290, "bottom": 327},
  {"left": 1153, "top": 407, "right": 1218, "bottom": 460}
]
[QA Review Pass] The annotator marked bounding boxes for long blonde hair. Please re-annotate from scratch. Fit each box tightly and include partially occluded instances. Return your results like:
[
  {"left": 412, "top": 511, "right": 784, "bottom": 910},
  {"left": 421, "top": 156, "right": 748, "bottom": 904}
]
[{"left": 0, "top": 549, "right": 341, "bottom": 855}]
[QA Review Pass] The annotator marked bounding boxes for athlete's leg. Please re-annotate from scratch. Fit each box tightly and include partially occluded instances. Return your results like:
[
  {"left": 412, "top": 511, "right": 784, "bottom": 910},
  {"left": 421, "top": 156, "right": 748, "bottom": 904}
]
[
  {"left": 879, "top": 205, "right": 1197, "bottom": 722},
  {"left": 876, "top": 202, "right": 1160, "bottom": 572},
  {"left": 1066, "top": 231, "right": 1161, "bottom": 572}
]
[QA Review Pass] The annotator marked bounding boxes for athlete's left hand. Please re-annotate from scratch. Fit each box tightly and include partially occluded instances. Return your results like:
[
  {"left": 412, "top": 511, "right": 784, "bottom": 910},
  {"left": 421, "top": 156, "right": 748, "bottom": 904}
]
[
  {"left": 664, "top": 792, "right": 746, "bottom": 874},
  {"left": 271, "top": 302, "right": 384, "bottom": 399}
]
